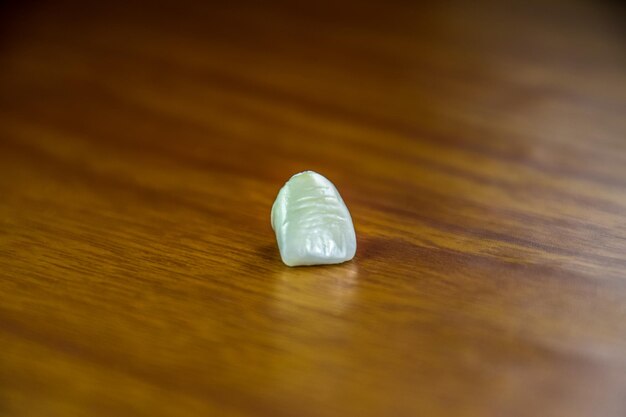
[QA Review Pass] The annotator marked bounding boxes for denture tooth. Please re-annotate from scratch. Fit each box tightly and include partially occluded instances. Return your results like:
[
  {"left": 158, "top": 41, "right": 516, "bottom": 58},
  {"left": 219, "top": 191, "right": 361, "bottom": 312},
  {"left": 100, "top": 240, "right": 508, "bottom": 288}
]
[{"left": 271, "top": 171, "right": 357, "bottom": 267}]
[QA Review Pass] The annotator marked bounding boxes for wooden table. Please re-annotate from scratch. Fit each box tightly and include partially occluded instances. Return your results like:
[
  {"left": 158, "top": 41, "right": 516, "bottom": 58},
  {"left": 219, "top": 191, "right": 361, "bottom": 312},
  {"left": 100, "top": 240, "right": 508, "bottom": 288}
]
[{"left": 1, "top": 1, "right": 625, "bottom": 416}]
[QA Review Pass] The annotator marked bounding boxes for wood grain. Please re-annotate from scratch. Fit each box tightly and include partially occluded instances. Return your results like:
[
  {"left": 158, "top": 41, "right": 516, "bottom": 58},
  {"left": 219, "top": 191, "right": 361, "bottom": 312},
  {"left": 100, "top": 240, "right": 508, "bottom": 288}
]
[{"left": 1, "top": 0, "right": 625, "bottom": 416}]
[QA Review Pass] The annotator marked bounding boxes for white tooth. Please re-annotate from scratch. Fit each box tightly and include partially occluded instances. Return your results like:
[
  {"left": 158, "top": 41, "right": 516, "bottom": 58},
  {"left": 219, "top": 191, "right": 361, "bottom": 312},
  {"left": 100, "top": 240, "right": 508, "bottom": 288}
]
[{"left": 271, "top": 171, "right": 357, "bottom": 267}]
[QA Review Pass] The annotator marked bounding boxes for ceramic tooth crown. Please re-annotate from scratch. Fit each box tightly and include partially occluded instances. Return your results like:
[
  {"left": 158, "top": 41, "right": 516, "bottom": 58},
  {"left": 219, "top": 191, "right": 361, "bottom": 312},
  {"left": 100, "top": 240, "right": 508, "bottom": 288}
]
[{"left": 271, "top": 171, "right": 357, "bottom": 267}]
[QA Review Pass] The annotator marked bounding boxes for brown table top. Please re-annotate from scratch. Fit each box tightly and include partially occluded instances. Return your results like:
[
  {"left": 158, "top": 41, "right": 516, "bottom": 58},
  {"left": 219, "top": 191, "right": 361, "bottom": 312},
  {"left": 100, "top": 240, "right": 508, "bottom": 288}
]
[{"left": 1, "top": 1, "right": 625, "bottom": 416}]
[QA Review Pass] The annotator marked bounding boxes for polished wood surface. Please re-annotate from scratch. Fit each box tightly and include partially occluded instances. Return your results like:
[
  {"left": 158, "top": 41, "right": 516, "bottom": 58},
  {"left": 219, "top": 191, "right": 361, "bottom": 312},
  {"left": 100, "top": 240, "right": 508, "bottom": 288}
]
[{"left": 1, "top": 0, "right": 625, "bottom": 416}]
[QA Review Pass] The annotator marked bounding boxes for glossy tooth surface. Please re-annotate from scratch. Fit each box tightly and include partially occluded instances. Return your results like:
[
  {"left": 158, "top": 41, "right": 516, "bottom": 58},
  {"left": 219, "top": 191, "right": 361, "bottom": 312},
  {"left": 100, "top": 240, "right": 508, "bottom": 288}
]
[{"left": 271, "top": 171, "right": 357, "bottom": 267}]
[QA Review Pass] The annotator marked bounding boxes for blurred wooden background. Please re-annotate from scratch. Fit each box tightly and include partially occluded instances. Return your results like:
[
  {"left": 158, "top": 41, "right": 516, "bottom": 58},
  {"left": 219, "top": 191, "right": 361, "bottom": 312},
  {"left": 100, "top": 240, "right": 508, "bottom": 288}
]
[{"left": 1, "top": 0, "right": 625, "bottom": 416}]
